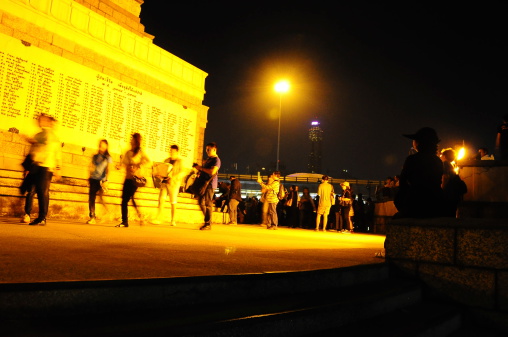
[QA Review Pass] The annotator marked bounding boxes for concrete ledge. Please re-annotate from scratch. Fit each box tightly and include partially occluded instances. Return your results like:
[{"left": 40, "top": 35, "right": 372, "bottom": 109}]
[
  {"left": 385, "top": 217, "right": 508, "bottom": 333},
  {"left": 0, "top": 263, "right": 389, "bottom": 318}
]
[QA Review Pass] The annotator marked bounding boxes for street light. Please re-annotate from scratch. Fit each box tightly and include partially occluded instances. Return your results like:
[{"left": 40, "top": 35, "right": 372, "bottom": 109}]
[{"left": 274, "top": 80, "right": 290, "bottom": 171}]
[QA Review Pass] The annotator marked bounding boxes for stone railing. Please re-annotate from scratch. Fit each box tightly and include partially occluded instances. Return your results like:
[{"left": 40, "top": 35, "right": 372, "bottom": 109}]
[{"left": 385, "top": 217, "right": 508, "bottom": 333}]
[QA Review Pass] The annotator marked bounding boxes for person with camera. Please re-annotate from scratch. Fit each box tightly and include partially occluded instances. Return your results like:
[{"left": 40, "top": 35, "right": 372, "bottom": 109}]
[{"left": 192, "top": 142, "right": 221, "bottom": 230}]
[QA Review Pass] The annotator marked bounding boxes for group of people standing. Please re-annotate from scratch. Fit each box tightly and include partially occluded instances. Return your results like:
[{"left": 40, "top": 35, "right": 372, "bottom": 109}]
[{"left": 20, "top": 113, "right": 222, "bottom": 229}]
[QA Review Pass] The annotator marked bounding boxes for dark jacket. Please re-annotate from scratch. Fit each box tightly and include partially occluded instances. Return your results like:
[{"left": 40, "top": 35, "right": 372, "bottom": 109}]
[{"left": 229, "top": 178, "right": 242, "bottom": 201}]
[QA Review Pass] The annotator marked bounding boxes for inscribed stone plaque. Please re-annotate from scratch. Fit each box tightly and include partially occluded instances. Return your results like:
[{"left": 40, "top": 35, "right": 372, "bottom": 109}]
[{"left": 0, "top": 34, "right": 196, "bottom": 166}]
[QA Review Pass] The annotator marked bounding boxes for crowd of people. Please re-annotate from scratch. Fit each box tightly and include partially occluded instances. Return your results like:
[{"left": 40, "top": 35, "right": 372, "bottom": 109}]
[
  {"left": 18, "top": 113, "right": 508, "bottom": 229},
  {"left": 210, "top": 175, "right": 376, "bottom": 233}
]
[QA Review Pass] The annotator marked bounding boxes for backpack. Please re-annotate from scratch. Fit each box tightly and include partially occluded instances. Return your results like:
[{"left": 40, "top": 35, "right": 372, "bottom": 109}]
[{"left": 277, "top": 183, "right": 285, "bottom": 200}]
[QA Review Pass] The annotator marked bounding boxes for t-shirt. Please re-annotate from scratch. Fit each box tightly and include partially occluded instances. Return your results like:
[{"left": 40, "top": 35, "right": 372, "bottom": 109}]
[
  {"left": 202, "top": 156, "right": 221, "bottom": 189},
  {"left": 90, "top": 153, "right": 112, "bottom": 181}
]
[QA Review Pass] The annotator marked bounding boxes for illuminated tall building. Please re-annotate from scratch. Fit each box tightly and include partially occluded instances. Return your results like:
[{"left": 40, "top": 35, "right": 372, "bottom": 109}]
[{"left": 308, "top": 120, "right": 323, "bottom": 173}]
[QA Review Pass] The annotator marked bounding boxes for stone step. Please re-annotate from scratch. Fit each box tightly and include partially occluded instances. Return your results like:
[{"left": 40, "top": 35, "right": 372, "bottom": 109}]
[
  {"left": 0, "top": 263, "right": 453, "bottom": 337},
  {"left": 0, "top": 168, "right": 229, "bottom": 223}
]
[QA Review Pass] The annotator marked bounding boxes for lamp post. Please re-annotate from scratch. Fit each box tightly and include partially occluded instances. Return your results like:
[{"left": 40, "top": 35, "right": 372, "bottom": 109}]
[{"left": 274, "top": 80, "right": 289, "bottom": 171}]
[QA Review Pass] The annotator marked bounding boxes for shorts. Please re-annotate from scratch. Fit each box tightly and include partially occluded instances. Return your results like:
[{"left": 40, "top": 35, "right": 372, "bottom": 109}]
[
  {"left": 317, "top": 204, "right": 331, "bottom": 215},
  {"left": 162, "top": 183, "right": 179, "bottom": 204}
]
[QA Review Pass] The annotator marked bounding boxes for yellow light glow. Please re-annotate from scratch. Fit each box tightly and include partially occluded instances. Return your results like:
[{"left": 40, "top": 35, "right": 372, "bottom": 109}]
[
  {"left": 274, "top": 80, "right": 290, "bottom": 93},
  {"left": 457, "top": 147, "right": 466, "bottom": 161}
]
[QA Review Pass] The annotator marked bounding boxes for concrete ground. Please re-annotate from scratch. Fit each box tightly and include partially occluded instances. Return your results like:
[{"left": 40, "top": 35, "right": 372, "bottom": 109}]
[{"left": 0, "top": 217, "right": 386, "bottom": 284}]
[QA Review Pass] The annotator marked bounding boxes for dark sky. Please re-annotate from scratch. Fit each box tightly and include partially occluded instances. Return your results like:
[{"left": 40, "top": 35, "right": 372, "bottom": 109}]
[{"left": 139, "top": 2, "right": 506, "bottom": 180}]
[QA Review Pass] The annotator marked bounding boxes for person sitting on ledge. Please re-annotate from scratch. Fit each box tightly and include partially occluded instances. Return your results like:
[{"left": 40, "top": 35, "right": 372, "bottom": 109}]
[{"left": 394, "top": 127, "right": 445, "bottom": 218}]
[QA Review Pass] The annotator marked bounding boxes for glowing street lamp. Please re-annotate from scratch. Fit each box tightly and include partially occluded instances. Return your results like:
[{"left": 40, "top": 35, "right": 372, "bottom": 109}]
[{"left": 274, "top": 80, "right": 290, "bottom": 171}]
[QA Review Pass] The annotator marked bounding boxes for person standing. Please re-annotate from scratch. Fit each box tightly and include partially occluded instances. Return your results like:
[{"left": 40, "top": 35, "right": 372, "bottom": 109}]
[
  {"left": 315, "top": 175, "right": 334, "bottom": 231},
  {"left": 152, "top": 145, "right": 186, "bottom": 226},
  {"left": 286, "top": 185, "right": 300, "bottom": 228},
  {"left": 298, "top": 187, "right": 316, "bottom": 229},
  {"left": 257, "top": 171, "right": 281, "bottom": 230},
  {"left": 394, "top": 127, "right": 445, "bottom": 218},
  {"left": 19, "top": 153, "right": 36, "bottom": 223},
  {"left": 495, "top": 114, "right": 508, "bottom": 160},
  {"left": 116, "top": 133, "right": 150, "bottom": 228},
  {"left": 26, "top": 113, "right": 62, "bottom": 226},
  {"left": 194, "top": 142, "right": 221, "bottom": 230},
  {"left": 228, "top": 176, "right": 242, "bottom": 225},
  {"left": 340, "top": 182, "right": 353, "bottom": 233},
  {"left": 87, "top": 139, "right": 112, "bottom": 224}
]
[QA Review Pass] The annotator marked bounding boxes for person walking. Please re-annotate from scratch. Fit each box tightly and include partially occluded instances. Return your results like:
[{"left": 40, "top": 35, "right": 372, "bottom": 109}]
[
  {"left": 152, "top": 144, "right": 186, "bottom": 226},
  {"left": 87, "top": 139, "right": 112, "bottom": 224},
  {"left": 315, "top": 175, "right": 334, "bottom": 231},
  {"left": 228, "top": 176, "right": 242, "bottom": 225},
  {"left": 116, "top": 133, "right": 150, "bottom": 228},
  {"left": 193, "top": 142, "right": 221, "bottom": 230},
  {"left": 26, "top": 113, "right": 62, "bottom": 226},
  {"left": 257, "top": 171, "right": 281, "bottom": 230}
]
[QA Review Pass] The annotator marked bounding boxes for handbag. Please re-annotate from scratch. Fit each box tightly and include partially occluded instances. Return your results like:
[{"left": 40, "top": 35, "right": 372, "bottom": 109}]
[
  {"left": 187, "top": 173, "right": 214, "bottom": 198},
  {"left": 132, "top": 175, "right": 147, "bottom": 187}
]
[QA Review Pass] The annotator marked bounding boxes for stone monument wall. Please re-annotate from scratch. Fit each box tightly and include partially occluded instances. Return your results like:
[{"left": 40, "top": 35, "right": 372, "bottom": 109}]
[
  {"left": 0, "top": 0, "right": 209, "bottom": 175},
  {"left": 0, "top": 0, "right": 209, "bottom": 219}
]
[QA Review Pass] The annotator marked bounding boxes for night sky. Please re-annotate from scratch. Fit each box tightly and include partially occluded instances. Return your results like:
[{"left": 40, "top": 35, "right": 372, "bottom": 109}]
[{"left": 139, "top": 2, "right": 506, "bottom": 180}]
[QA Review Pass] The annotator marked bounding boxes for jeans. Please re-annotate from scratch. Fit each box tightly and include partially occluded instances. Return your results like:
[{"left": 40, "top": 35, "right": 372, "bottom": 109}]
[
  {"left": 24, "top": 184, "right": 35, "bottom": 215},
  {"left": 198, "top": 184, "right": 214, "bottom": 224},
  {"left": 88, "top": 178, "right": 103, "bottom": 218},
  {"left": 267, "top": 203, "right": 278, "bottom": 226},
  {"left": 228, "top": 199, "right": 239, "bottom": 223},
  {"left": 33, "top": 166, "right": 53, "bottom": 220},
  {"left": 121, "top": 178, "right": 138, "bottom": 224}
]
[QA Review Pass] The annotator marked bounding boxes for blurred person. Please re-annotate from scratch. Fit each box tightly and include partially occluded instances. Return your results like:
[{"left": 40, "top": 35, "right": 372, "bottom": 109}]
[
  {"left": 25, "top": 113, "right": 62, "bottom": 226},
  {"left": 87, "top": 139, "right": 112, "bottom": 224},
  {"left": 257, "top": 171, "right": 281, "bottom": 230},
  {"left": 315, "top": 175, "right": 334, "bottom": 231},
  {"left": 394, "top": 127, "right": 445, "bottom": 218},
  {"left": 116, "top": 133, "right": 150, "bottom": 228},
  {"left": 19, "top": 153, "right": 36, "bottom": 223},
  {"left": 152, "top": 145, "right": 186, "bottom": 226},
  {"left": 495, "top": 114, "right": 508, "bottom": 160},
  {"left": 193, "top": 142, "right": 221, "bottom": 230},
  {"left": 228, "top": 175, "right": 242, "bottom": 225}
]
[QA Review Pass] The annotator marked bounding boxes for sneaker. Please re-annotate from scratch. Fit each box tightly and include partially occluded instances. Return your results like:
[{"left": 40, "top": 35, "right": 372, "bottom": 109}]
[
  {"left": 199, "top": 224, "right": 211, "bottom": 230},
  {"left": 115, "top": 223, "right": 128, "bottom": 228},
  {"left": 267, "top": 225, "right": 277, "bottom": 230},
  {"left": 29, "top": 218, "right": 46, "bottom": 226},
  {"left": 170, "top": 221, "right": 176, "bottom": 227},
  {"left": 227, "top": 222, "right": 237, "bottom": 225},
  {"left": 21, "top": 214, "right": 30, "bottom": 223},
  {"left": 86, "top": 218, "right": 96, "bottom": 224},
  {"left": 151, "top": 219, "right": 162, "bottom": 225}
]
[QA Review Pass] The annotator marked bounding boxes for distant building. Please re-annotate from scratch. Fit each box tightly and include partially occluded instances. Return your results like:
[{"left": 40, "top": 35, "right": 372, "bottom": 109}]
[{"left": 308, "top": 120, "right": 323, "bottom": 173}]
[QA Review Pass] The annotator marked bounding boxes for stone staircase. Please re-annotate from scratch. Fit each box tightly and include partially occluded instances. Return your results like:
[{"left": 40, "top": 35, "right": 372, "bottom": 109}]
[
  {"left": 0, "top": 168, "right": 229, "bottom": 224},
  {"left": 2, "top": 263, "right": 492, "bottom": 337}
]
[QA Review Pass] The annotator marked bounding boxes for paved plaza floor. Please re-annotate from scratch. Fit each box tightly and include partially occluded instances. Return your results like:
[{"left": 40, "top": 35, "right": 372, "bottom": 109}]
[{"left": 0, "top": 217, "right": 386, "bottom": 284}]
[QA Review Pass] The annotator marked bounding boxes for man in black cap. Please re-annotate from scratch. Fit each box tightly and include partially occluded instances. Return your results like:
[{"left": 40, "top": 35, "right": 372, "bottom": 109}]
[{"left": 394, "top": 127, "right": 445, "bottom": 218}]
